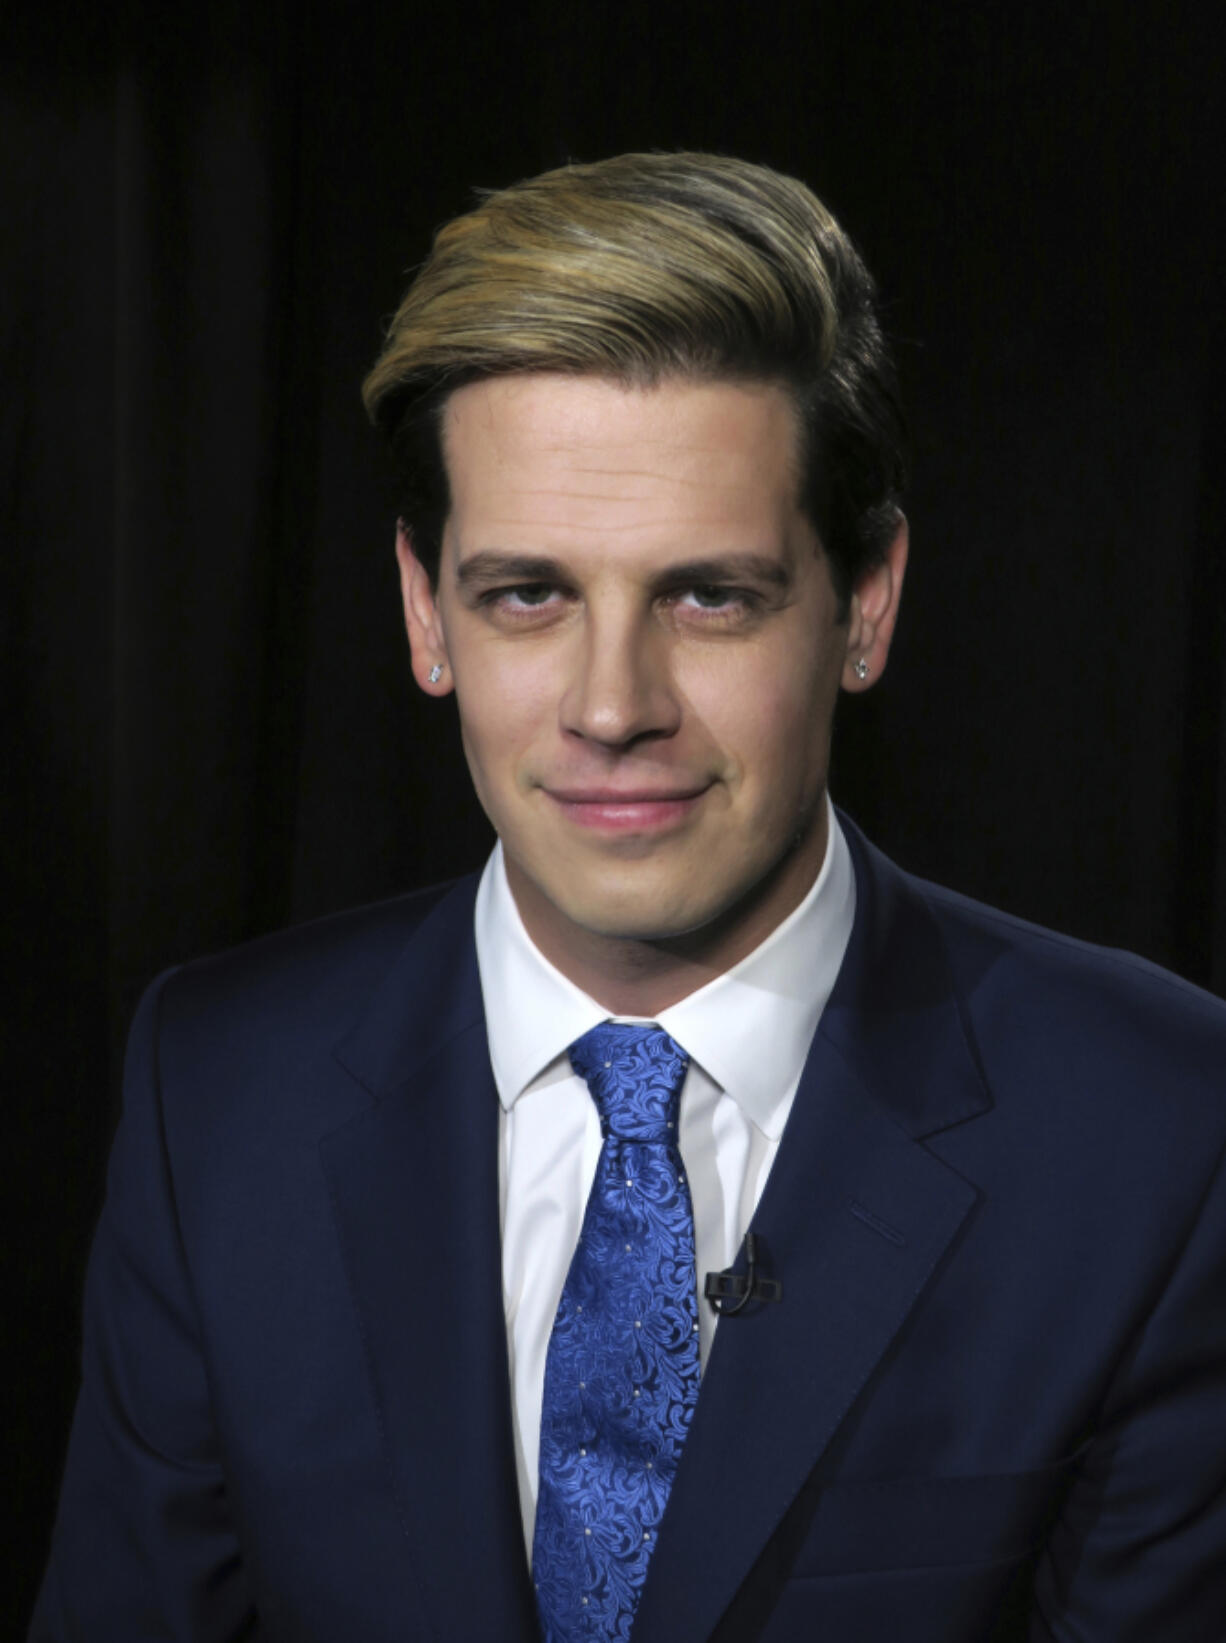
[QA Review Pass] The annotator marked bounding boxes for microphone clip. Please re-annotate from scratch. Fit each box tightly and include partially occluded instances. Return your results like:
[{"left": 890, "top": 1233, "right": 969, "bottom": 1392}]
[{"left": 704, "top": 1231, "right": 783, "bottom": 1317}]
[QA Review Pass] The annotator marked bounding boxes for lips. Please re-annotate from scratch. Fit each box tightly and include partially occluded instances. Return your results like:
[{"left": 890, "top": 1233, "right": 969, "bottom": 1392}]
[
  {"left": 544, "top": 783, "right": 711, "bottom": 834},
  {"left": 547, "top": 786, "right": 709, "bottom": 805}
]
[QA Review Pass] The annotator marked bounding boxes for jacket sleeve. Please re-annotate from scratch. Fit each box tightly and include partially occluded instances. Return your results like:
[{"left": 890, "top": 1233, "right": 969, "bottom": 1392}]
[
  {"left": 28, "top": 972, "right": 260, "bottom": 1642},
  {"left": 1029, "top": 1133, "right": 1226, "bottom": 1640}
]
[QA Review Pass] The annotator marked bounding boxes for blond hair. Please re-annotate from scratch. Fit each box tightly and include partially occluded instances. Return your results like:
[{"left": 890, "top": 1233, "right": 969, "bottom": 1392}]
[{"left": 363, "top": 152, "right": 906, "bottom": 602}]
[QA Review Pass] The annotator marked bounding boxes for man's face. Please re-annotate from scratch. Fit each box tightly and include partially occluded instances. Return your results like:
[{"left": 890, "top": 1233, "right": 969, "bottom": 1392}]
[{"left": 399, "top": 373, "right": 903, "bottom": 980}]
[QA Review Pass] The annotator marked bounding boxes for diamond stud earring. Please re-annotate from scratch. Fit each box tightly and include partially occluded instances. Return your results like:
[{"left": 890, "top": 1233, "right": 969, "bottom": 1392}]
[
  {"left": 853, "top": 657, "right": 870, "bottom": 681},
  {"left": 428, "top": 664, "right": 443, "bottom": 684}
]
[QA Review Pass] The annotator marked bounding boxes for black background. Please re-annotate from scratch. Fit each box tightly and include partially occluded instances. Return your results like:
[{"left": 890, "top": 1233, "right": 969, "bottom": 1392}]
[{"left": 4, "top": 0, "right": 1224, "bottom": 1629}]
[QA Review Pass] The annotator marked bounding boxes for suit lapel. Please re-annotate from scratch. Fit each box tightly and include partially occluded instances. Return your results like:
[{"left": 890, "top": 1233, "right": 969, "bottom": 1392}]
[
  {"left": 321, "top": 879, "right": 538, "bottom": 1642},
  {"left": 634, "top": 824, "right": 991, "bottom": 1643}
]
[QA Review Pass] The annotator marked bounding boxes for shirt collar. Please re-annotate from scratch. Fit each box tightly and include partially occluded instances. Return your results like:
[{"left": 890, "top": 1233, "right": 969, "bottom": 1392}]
[{"left": 474, "top": 796, "right": 856, "bottom": 1139}]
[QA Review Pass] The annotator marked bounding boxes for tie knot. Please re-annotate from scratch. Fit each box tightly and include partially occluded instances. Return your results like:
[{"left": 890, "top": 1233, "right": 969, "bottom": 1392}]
[{"left": 568, "top": 1023, "right": 689, "bottom": 1141}]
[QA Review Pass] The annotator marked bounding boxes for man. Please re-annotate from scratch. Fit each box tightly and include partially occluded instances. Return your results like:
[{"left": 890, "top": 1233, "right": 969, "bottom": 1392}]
[{"left": 32, "top": 153, "right": 1226, "bottom": 1641}]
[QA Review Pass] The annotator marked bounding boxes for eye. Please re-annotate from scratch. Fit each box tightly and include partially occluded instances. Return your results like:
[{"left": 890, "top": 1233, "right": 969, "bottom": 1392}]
[
  {"left": 485, "top": 582, "right": 563, "bottom": 612},
  {"left": 505, "top": 583, "right": 555, "bottom": 607},
  {"left": 673, "top": 584, "right": 758, "bottom": 615}
]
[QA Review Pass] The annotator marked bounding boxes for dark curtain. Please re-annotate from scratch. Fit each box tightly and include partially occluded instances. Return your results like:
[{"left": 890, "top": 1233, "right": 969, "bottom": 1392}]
[{"left": 4, "top": 0, "right": 1223, "bottom": 1628}]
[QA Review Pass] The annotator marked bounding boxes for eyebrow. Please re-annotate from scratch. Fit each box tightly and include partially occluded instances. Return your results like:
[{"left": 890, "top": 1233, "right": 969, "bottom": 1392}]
[
  {"left": 453, "top": 549, "right": 793, "bottom": 591},
  {"left": 454, "top": 552, "right": 567, "bottom": 589}
]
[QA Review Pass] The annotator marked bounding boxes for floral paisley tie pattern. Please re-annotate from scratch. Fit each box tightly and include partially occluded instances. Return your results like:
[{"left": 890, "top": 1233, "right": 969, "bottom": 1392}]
[{"left": 532, "top": 1023, "right": 701, "bottom": 1642}]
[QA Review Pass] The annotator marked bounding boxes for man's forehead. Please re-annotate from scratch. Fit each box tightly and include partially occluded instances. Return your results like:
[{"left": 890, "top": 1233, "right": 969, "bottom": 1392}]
[
  {"left": 443, "top": 369, "right": 799, "bottom": 435},
  {"left": 440, "top": 372, "right": 805, "bottom": 521}
]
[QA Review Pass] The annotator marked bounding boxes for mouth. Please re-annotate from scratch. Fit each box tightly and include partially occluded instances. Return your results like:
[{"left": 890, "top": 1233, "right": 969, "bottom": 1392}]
[{"left": 543, "top": 784, "right": 711, "bottom": 834}]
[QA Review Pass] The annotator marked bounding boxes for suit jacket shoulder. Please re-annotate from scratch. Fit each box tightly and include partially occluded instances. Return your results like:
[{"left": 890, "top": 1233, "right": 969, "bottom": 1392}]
[{"left": 848, "top": 821, "right": 1226, "bottom": 1136}]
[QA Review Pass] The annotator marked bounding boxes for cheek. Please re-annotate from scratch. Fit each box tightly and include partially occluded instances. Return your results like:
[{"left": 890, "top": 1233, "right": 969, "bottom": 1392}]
[
  {"left": 452, "top": 651, "right": 559, "bottom": 777},
  {"left": 680, "top": 648, "right": 835, "bottom": 781}
]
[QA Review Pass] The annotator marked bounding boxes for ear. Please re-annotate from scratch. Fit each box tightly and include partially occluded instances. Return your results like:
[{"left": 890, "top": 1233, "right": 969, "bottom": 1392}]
[
  {"left": 395, "top": 520, "right": 453, "bottom": 696},
  {"left": 841, "top": 515, "right": 908, "bottom": 693}
]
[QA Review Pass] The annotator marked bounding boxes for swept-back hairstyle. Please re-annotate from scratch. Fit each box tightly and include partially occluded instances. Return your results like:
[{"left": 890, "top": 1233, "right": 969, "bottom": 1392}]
[{"left": 362, "top": 151, "right": 907, "bottom": 607}]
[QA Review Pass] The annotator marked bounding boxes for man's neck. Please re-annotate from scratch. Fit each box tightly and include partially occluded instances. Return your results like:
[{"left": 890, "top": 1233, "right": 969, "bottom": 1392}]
[{"left": 505, "top": 827, "right": 828, "bottom": 1017}]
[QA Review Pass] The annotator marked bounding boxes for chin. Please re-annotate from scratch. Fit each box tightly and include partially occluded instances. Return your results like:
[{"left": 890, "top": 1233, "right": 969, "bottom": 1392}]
[{"left": 557, "top": 875, "right": 747, "bottom": 946}]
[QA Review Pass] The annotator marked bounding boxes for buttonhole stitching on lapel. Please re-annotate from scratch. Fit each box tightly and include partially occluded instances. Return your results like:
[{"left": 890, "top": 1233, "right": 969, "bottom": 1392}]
[{"left": 847, "top": 1199, "right": 907, "bottom": 1246}]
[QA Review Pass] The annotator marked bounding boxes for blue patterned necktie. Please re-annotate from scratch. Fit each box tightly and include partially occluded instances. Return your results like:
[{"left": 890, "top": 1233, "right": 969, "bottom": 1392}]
[{"left": 532, "top": 1023, "right": 701, "bottom": 1642}]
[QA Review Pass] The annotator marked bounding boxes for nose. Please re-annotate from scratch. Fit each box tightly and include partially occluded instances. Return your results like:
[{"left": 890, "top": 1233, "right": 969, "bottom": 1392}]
[{"left": 559, "top": 605, "right": 682, "bottom": 749}]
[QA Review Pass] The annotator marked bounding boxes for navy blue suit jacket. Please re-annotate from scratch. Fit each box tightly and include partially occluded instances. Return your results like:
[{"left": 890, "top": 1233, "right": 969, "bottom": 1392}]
[{"left": 31, "top": 823, "right": 1226, "bottom": 1640}]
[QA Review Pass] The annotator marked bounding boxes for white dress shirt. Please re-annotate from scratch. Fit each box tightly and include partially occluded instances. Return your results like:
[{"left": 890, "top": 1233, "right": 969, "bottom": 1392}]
[{"left": 474, "top": 798, "right": 856, "bottom": 1554}]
